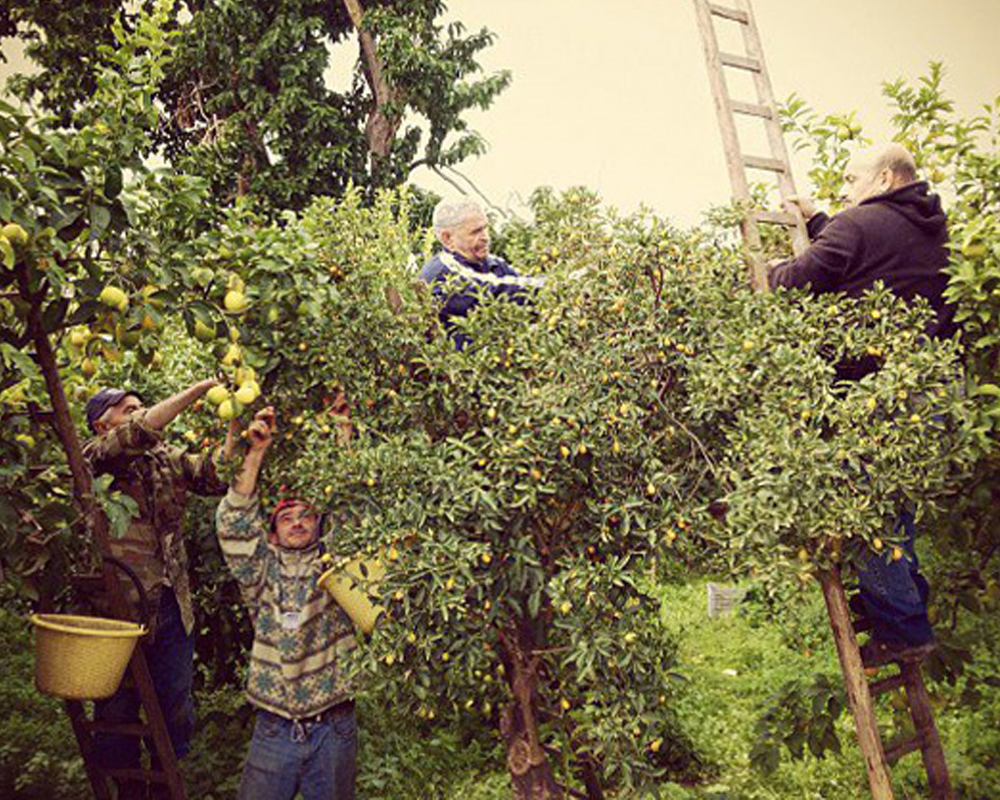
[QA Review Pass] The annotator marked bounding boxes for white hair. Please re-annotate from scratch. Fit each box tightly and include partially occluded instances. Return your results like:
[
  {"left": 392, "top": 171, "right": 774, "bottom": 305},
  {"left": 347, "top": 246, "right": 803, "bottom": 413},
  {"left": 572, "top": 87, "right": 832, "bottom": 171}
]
[{"left": 432, "top": 198, "right": 485, "bottom": 236}]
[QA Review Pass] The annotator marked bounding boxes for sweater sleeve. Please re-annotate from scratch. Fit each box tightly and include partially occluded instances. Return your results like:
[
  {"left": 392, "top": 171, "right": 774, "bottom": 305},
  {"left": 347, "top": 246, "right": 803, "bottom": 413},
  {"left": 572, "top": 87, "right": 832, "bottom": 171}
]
[
  {"left": 768, "top": 213, "right": 863, "bottom": 294},
  {"left": 215, "top": 489, "right": 271, "bottom": 611}
]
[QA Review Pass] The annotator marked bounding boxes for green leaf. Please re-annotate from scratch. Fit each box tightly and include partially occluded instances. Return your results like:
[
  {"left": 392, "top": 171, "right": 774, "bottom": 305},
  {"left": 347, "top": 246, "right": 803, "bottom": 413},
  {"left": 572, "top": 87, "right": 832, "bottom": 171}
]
[
  {"left": 103, "top": 165, "right": 123, "bottom": 199},
  {"left": 89, "top": 204, "right": 112, "bottom": 239},
  {"left": 0, "top": 237, "right": 13, "bottom": 269}
]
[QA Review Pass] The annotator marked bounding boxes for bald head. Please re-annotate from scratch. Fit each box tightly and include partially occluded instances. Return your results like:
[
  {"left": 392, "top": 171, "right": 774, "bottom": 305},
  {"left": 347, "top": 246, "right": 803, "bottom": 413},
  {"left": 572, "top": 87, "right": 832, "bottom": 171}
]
[{"left": 843, "top": 143, "right": 918, "bottom": 207}]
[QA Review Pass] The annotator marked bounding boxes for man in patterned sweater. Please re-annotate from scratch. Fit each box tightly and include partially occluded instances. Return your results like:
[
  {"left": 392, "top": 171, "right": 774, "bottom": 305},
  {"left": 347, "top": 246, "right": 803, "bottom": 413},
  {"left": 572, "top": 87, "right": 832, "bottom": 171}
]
[
  {"left": 84, "top": 378, "right": 231, "bottom": 799},
  {"left": 216, "top": 406, "right": 357, "bottom": 800}
]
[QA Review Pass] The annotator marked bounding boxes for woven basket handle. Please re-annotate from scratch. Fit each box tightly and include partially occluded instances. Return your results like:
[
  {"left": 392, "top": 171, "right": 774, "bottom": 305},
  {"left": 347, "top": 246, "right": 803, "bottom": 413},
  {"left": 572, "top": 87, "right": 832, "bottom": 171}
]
[{"left": 102, "top": 555, "right": 152, "bottom": 629}]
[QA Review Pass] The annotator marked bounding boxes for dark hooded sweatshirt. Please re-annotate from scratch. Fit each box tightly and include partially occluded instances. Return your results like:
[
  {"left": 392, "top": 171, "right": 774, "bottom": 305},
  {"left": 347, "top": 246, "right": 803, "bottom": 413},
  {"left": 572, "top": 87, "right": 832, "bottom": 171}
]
[{"left": 769, "top": 181, "right": 956, "bottom": 342}]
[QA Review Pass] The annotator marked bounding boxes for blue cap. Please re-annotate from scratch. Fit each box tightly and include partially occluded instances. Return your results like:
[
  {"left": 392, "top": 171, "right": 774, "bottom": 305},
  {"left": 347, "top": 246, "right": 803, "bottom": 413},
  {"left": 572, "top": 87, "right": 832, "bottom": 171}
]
[{"left": 86, "top": 388, "right": 142, "bottom": 433}]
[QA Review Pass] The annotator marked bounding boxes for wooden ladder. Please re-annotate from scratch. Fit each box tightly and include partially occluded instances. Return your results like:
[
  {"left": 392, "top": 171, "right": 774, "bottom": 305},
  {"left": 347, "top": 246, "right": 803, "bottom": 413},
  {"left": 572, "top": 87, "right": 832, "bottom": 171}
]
[
  {"left": 66, "top": 559, "right": 188, "bottom": 799},
  {"left": 692, "top": 5, "right": 955, "bottom": 796},
  {"left": 692, "top": 0, "right": 809, "bottom": 289},
  {"left": 819, "top": 568, "right": 954, "bottom": 800}
]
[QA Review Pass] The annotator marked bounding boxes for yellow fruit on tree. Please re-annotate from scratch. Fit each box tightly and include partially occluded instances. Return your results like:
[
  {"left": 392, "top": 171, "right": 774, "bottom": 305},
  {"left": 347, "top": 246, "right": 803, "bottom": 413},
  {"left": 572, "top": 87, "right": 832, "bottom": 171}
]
[
  {"left": 217, "top": 399, "right": 236, "bottom": 421},
  {"left": 81, "top": 357, "right": 97, "bottom": 377},
  {"left": 221, "top": 343, "right": 242, "bottom": 365},
  {"left": 234, "top": 382, "right": 260, "bottom": 405},
  {"left": 1, "top": 222, "right": 28, "bottom": 247},
  {"left": 206, "top": 385, "right": 230, "bottom": 405},
  {"left": 98, "top": 285, "right": 129, "bottom": 312},
  {"left": 224, "top": 289, "right": 249, "bottom": 313}
]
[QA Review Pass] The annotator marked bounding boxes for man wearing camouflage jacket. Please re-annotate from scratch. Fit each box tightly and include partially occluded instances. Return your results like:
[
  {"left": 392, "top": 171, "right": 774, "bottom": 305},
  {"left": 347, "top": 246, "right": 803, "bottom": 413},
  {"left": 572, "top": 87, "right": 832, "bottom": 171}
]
[{"left": 84, "top": 378, "right": 231, "bottom": 798}]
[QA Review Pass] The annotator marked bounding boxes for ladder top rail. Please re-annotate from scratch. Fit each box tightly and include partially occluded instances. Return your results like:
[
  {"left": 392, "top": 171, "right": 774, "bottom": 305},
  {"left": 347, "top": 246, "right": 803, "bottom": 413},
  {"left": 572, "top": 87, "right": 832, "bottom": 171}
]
[{"left": 707, "top": 2, "right": 749, "bottom": 23}]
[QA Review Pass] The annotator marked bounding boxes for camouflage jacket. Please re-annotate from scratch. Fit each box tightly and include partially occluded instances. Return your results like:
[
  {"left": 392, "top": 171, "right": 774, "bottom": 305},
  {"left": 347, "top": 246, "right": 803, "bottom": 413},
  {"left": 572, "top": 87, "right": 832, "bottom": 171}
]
[
  {"left": 83, "top": 410, "right": 227, "bottom": 635},
  {"left": 216, "top": 489, "right": 355, "bottom": 719}
]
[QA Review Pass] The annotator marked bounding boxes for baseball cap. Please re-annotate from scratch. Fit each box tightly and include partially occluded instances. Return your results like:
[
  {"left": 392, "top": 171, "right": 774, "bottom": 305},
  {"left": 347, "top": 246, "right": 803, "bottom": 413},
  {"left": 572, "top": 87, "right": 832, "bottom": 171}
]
[{"left": 86, "top": 388, "right": 143, "bottom": 433}]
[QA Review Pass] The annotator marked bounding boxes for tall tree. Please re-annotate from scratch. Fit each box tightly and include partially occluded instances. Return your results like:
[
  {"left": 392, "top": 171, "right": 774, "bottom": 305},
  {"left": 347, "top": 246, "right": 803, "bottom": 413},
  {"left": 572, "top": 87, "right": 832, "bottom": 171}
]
[{"left": 1, "top": 0, "right": 510, "bottom": 211}]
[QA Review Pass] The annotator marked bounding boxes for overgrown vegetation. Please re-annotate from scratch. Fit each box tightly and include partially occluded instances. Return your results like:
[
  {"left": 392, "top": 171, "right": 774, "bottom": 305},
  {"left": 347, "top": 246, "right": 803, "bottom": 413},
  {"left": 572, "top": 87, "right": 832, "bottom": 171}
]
[{"left": 0, "top": 0, "right": 997, "bottom": 795}]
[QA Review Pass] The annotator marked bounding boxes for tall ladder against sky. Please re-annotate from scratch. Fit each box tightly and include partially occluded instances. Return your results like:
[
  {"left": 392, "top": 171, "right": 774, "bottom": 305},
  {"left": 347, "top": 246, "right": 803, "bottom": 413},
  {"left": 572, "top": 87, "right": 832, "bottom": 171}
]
[
  {"left": 693, "top": 3, "right": 956, "bottom": 798},
  {"left": 692, "top": 0, "right": 809, "bottom": 289}
]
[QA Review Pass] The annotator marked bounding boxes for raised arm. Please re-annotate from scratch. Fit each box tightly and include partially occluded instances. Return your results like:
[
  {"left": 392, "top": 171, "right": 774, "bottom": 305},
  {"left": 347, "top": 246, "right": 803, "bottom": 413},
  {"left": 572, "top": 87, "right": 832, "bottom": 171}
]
[{"left": 145, "top": 377, "right": 220, "bottom": 431}]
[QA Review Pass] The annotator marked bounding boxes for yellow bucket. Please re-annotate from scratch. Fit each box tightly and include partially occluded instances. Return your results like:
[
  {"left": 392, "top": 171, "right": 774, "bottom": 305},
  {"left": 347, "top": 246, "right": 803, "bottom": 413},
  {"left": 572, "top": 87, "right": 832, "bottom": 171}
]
[
  {"left": 31, "top": 614, "right": 146, "bottom": 699},
  {"left": 317, "top": 558, "right": 385, "bottom": 634}
]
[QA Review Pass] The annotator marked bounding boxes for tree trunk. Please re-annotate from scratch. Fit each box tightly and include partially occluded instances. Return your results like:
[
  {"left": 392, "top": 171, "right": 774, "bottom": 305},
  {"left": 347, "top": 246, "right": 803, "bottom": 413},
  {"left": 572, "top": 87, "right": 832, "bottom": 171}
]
[
  {"left": 17, "top": 264, "right": 126, "bottom": 616},
  {"left": 499, "top": 623, "right": 564, "bottom": 800},
  {"left": 340, "top": 0, "right": 400, "bottom": 164}
]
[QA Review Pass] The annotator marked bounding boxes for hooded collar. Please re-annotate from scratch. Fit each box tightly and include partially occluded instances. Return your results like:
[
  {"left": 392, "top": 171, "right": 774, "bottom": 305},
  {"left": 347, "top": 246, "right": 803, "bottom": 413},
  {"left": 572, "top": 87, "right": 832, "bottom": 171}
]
[{"left": 860, "top": 181, "right": 946, "bottom": 232}]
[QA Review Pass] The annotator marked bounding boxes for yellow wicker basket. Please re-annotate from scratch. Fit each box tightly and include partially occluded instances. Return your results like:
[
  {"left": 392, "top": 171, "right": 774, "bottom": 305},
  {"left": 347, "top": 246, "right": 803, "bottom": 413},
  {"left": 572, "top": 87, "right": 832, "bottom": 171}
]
[
  {"left": 31, "top": 614, "right": 146, "bottom": 700},
  {"left": 317, "top": 558, "right": 385, "bottom": 634}
]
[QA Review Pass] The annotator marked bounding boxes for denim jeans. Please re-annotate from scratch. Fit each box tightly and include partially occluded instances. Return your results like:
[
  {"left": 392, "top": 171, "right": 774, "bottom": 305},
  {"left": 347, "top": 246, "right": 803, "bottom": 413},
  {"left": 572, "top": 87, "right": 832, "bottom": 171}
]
[
  {"left": 238, "top": 705, "right": 357, "bottom": 800},
  {"left": 93, "top": 587, "right": 195, "bottom": 769},
  {"left": 857, "top": 508, "right": 934, "bottom": 646}
]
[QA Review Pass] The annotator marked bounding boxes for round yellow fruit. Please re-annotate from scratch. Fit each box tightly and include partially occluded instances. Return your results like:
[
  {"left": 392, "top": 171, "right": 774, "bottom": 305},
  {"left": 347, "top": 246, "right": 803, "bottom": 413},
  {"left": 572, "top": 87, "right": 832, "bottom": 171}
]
[
  {"left": 206, "top": 385, "right": 230, "bottom": 406},
  {"left": 1, "top": 222, "right": 28, "bottom": 247},
  {"left": 81, "top": 357, "right": 97, "bottom": 377},
  {"left": 234, "top": 382, "right": 259, "bottom": 405},
  {"left": 217, "top": 399, "right": 236, "bottom": 421},
  {"left": 98, "top": 285, "right": 129, "bottom": 312},
  {"left": 221, "top": 343, "right": 242, "bottom": 366},
  {"left": 224, "top": 289, "right": 249, "bottom": 313}
]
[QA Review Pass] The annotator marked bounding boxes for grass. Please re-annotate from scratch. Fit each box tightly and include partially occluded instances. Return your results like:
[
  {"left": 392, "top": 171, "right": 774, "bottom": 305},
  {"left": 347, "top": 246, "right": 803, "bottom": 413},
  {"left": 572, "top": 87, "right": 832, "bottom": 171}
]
[{"left": 3, "top": 579, "right": 996, "bottom": 799}]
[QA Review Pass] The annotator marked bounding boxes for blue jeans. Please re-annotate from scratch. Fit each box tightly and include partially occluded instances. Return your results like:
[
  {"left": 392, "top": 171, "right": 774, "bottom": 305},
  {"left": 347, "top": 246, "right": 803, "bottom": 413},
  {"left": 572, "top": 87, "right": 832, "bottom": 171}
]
[
  {"left": 93, "top": 587, "right": 195, "bottom": 768},
  {"left": 238, "top": 705, "right": 358, "bottom": 800},
  {"left": 857, "top": 508, "right": 933, "bottom": 646}
]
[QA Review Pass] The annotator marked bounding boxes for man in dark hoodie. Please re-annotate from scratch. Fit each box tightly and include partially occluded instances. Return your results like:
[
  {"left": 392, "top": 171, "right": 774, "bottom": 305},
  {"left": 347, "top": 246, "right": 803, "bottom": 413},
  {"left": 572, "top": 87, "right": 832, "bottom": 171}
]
[{"left": 769, "top": 143, "right": 953, "bottom": 666}]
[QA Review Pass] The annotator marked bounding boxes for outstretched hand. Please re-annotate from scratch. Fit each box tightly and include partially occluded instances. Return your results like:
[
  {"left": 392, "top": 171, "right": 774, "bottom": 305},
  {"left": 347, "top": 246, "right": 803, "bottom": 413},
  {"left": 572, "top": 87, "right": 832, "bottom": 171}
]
[{"left": 246, "top": 406, "right": 276, "bottom": 452}]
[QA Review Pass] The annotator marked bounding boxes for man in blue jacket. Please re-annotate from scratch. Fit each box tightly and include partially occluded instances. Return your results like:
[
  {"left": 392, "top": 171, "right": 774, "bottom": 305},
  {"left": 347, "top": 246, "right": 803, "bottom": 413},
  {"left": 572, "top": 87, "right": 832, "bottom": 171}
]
[
  {"left": 419, "top": 199, "right": 543, "bottom": 349},
  {"left": 769, "top": 143, "right": 954, "bottom": 667}
]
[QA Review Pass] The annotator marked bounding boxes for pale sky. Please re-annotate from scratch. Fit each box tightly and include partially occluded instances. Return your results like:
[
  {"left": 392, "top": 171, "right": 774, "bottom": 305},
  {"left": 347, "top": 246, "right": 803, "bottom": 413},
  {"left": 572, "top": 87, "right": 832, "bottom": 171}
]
[
  {"left": 412, "top": 0, "right": 1000, "bottom": 224},
  {"left": 2, "top": 1, "right": 998, "bottom": 226}
]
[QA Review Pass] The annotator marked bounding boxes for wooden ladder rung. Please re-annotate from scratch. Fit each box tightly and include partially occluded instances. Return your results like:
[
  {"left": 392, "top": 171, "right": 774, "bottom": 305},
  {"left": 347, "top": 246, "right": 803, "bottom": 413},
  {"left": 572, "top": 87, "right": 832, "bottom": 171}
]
[
  {"left": 743, "top": 155, "right": 786, "bottom": 173},
  {"left": 884, "top": 734, "right": 924, "bottom": 765},
  {"left": 754, "top": 210, "right": 797, "bottom": 226},
  {"left": 869, "top": 673, "right": 907, "bottom": 697},
  {"left": 732, "top": 100, "right": 773, "bottom": 118},
  {"left": 719, "top": 52, "right": 762, "bottom": 72},
  {"left": 707, "top": 3, "right": 749, "bottom": 23},
  {"left": 103, "top": 767, "right": 169, "bottom": 784},
  {"left": 83, "top": 720, "right": 152, "bottom": 737}
]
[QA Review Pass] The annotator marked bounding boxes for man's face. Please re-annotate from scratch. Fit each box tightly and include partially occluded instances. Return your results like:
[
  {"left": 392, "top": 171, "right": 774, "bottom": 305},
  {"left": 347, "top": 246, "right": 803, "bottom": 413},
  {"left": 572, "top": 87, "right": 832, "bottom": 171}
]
[
  {"left": 441, "top": 212, "right": 490, "bottom": 264},
  {"left": 842, "top": 156, "right": 890, "bottom": 207},
  {"left": 96, "top": 395, "right": 144, "bottom": 434},
  {"left": 272, "top": 503, "right": 320, "bottom": 550}
]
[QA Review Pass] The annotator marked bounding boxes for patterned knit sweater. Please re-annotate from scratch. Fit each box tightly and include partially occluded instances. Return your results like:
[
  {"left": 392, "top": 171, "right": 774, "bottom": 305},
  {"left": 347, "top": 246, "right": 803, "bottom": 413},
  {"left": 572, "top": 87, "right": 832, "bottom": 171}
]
[{"left": 216, "top": 489, "right": 355, "bottom": 719}]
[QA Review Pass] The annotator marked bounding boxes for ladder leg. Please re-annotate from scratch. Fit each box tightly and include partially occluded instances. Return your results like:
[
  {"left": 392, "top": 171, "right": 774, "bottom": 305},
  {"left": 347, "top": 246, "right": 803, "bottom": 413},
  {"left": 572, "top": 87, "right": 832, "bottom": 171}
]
[
  {"left": 818, "top": 569, "right": 895, "bottom": 800},
  {"left": 900, "top": 663, "right": 954, "bottom": 800},
  {"left": 65, "top": 700, "right": 113, "bottom": 800},
  {"left": 129, "top": 647, "right": 188, "bottom": 800}
]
